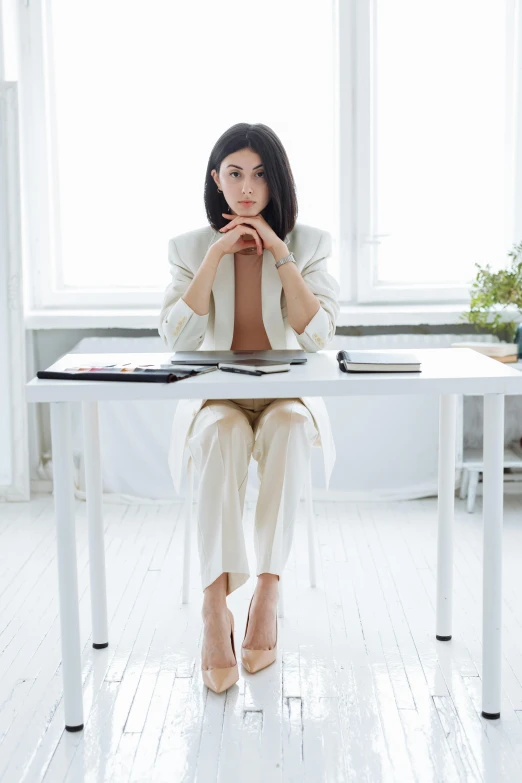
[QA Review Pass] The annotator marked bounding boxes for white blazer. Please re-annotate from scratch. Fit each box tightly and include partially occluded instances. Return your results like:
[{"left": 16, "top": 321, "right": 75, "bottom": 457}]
[{"left": 158, "top": 222, "right": 341, "bottom": 494}]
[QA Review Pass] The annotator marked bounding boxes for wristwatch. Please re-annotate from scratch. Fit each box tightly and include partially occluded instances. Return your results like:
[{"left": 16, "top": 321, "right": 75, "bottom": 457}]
[{"left": 275, "top": 252, "right": 296, "bottom": 269}]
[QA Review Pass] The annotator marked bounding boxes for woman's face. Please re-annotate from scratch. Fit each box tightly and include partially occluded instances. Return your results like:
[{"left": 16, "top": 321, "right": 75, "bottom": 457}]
[{"left": 211, "top": 147, "right": 270, "bottom": 220}]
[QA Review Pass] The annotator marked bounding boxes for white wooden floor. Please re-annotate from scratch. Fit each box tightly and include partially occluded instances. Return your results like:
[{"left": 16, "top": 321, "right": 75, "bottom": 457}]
[{"left": 1, "top": 492, "right": 522, "bottom": 782}]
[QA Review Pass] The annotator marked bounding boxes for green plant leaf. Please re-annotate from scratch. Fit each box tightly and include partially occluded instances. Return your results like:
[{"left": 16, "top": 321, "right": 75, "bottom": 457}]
[{"left": 459, "top": 239, "right": 522, "bottom": 343}]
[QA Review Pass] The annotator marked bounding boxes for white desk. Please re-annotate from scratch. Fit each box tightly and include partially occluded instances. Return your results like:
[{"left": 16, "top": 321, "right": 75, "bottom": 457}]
[{"left": 26, "top": 347, "right": 522, "bottom": 730}]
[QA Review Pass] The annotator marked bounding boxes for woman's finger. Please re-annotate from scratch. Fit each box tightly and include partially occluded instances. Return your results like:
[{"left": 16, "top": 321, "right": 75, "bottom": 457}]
[
  {"left": 234, "top": 224, "right": 262, "bottom": 254},
  {"left": 221, "top": 216, "right": 246, "bottom": 231},
  {"left": 221, "top": 214, "right": 259, "bottom": 232}
]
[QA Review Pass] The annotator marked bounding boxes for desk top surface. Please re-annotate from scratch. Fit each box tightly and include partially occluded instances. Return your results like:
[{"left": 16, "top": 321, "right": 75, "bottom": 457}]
[{"left": 25, "top": 348, "right": 522, "bottom": 402}]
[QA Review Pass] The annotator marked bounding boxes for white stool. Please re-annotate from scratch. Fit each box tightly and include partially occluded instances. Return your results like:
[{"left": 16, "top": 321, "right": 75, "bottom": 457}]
[
  {"left": 458, "top": 444, "right": 522, "bottom": 513},
  {"left": 181, "top": 455, "right": 317, "bottom": 617}
]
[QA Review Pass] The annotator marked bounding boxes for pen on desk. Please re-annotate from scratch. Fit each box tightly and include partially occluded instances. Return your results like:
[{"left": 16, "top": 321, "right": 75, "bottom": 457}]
[{"left": 161, "top": 364, "right": 218, "bottom": 373}]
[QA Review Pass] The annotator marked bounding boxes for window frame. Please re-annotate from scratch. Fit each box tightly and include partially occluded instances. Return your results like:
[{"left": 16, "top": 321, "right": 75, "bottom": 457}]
[
  {"left": 17, "top": 0, "right": 522, "bottom": 317},
  {"left": 19, "top": 0, "right": 178, "bottom": 310},
  {"left": 353, "top": 0, "right": 522, "bottom": 304}
]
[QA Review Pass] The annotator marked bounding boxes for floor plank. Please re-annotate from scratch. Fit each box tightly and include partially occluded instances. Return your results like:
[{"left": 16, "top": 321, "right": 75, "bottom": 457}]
[{"left": 0, "top": 492, "right": 522, "bottom": 781}]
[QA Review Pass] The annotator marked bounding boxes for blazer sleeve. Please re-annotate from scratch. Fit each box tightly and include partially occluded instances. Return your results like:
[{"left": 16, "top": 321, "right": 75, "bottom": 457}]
[
  {"left": 158, "top": 238, "right": 209, "bottom": 351},
  {"left": 287, "top": 230, "right": 341, "bottom": 352}
]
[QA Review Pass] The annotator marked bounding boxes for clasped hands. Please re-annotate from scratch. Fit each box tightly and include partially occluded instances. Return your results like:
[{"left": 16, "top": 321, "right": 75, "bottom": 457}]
[{"left": 217, "top": 212, "right": 286, "bottom": 258}]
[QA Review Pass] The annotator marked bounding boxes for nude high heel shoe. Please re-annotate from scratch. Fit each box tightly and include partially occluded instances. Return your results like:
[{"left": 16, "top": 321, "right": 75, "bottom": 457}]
[
  {"left": 201, "top": 608, "right": 239, "bottom": 694},
  {"left": 241, "top": 593, "right": 278, "bottom": 674}
]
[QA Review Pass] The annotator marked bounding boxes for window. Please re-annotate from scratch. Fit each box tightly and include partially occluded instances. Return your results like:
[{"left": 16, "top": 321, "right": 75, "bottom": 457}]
[
  {"left": 24, "top": 0, "right": 337, "bottom": 309},
  {"left": 354, "top": 0, "right": 518, "bottom": 303},
  {"left": 18, "top": 0, "right": 522, "bottom": 313}
]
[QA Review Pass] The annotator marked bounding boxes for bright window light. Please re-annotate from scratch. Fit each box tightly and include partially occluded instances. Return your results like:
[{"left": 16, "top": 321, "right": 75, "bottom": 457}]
[
  {"left": 373, "top": 0, "right": 508, "bottom": 285},
  {"left": 48, "top": 1, "right": 337, "bottom": 289}
]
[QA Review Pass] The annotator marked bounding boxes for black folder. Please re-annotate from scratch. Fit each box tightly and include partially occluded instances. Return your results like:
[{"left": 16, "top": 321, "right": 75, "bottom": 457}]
[{"left": 37, "top": 363, "right": 218, "bottom": 383}]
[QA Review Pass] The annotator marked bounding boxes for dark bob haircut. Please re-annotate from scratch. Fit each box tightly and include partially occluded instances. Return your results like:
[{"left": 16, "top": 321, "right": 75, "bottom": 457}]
[{"left": 204, "top": 123, "right": 298, "bottom": 241}]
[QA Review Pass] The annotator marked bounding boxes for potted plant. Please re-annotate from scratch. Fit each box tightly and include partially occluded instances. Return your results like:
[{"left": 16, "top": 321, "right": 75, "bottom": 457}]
[{"left": 459, "top": 239, "right": 522, "bottom": 351}]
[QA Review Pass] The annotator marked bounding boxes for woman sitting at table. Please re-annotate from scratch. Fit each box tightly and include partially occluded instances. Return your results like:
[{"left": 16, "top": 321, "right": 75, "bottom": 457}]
[{"left": 158, "top": 122, "right": 340, "bottom": 694}]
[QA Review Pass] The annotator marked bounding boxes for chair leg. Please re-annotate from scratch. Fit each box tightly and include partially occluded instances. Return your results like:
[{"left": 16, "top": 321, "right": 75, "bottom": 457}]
[
  {"left": 304, "top": 461, "right": 317, "bottom": 588},
  {"left": 181, "top": 455, "right": 194, "bottom": 604},
  {"left": 459, "top": 467, "right": 470, "bottom": 499},
  {"left": 278, "top": 573, "right": 284, "bottom": 618},
  {"left": 467, "top": 470, "right": 480, "bottom": 514}
]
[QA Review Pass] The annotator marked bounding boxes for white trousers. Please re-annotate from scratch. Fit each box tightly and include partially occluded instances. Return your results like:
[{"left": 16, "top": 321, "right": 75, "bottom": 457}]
[{"left": 186, "top": 397, "right": 319, "bottom": 596}]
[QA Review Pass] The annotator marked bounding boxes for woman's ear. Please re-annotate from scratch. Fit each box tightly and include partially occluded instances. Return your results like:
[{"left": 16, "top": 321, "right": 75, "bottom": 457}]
[{"left": 210, "top": 169, "right": 220, "bottom": 189}]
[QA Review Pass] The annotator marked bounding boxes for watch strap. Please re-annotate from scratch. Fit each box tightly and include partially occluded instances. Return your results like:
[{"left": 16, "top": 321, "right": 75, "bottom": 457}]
[{"left": 275, "top": 252, "right": 296, "bottom": 269}]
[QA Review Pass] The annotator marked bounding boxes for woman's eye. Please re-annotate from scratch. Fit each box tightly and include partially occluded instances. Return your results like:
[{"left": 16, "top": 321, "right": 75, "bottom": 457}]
[{"left": 229, "top": 171, "right": 264, "bottom": 178}]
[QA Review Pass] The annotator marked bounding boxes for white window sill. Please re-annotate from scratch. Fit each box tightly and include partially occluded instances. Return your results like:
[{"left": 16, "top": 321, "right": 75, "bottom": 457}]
[{"left": 24, "top": 303, "right": 520, "bottom": 330}]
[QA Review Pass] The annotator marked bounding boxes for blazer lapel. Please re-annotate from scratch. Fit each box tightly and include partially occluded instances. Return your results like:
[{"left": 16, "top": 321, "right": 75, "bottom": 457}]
[
  {"left": 212, "top": 252, "right": 235, "bottom": 349},
  {"left": 261, "top": 248, "right": 286, "bottom": 348},
  {"left": 206, "top": 228, "right": 233, "bottom": 348}
]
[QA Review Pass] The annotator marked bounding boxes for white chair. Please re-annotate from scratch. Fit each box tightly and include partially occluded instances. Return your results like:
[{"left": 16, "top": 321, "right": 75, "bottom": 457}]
[
  {"left": 181, "top": 455, "right": 317, "bottom": 617},
  {"left": 458, "top": 445, "right": 522, "bottom": 513}
]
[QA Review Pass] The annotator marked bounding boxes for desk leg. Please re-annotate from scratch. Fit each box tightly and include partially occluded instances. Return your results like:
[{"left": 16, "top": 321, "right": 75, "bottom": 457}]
[
  {"left": 182, "top": 454, "right": 194, "bottom": 604},
  {"left": 50, "top": 402, "right": 84, "bottom": 731},
  {"left": 481, "top": 393, "right": 504, "bottom": 720},
  {"left": 436, "top": 394, "right": 457, "bottom": 641},
  {"left": 82, "top": 401, "right": 109, "bottom": 648}
]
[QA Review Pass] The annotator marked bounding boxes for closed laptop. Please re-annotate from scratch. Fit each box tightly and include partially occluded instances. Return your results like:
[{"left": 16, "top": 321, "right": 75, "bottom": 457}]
[{"left": 170, "top": 349, "right": 307, "bottom": 365}]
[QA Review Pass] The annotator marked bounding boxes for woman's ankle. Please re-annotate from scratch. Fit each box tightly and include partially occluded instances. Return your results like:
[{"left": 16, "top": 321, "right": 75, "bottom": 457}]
[
  {"left": 202, "top": 572, "right": 228, "bottom": 616},
  {"left": 255, "top": 572, "right": 279, "bottom": 596}
]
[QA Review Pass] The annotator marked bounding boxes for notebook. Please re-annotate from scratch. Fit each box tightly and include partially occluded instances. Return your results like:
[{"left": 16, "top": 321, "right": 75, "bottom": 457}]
[
  {"left": 37, "top": 362, "right": 218, "bottom": 383},
  {"left": 170, "top": 349, "right": 307, "bottom": 365},
  {"left": 336, "top": 350, "right": 422, "bottom": 373}
]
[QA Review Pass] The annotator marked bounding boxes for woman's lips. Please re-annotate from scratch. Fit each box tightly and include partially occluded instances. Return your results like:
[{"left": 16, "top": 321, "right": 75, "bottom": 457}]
[{"left": 239, "top": 200, "right": 254, "bottom": 205}]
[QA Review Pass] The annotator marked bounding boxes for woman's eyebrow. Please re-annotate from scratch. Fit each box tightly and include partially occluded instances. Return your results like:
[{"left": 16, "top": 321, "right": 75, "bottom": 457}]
[{"left": 226, "top": 164, "right": 264, "bottom": 170}]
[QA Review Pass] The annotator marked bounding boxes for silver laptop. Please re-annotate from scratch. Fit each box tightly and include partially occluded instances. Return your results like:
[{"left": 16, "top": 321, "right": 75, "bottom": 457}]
[{"left": 170, "top": 349, "right": 307, "bottom": 365}]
